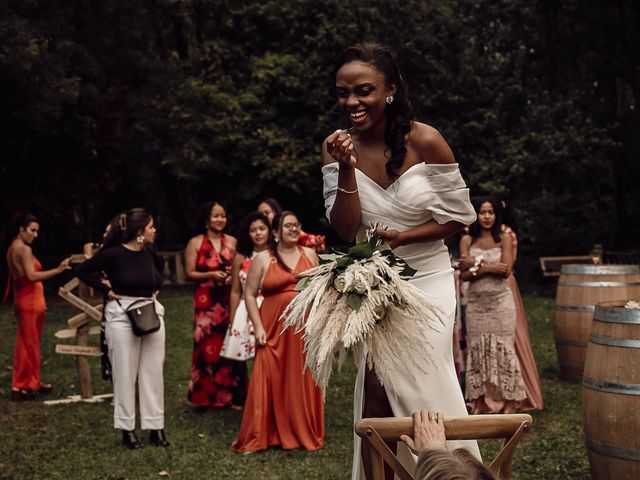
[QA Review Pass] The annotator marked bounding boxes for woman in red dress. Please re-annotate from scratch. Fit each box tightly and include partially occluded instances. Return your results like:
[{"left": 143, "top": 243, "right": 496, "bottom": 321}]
[
  {"left": 5, "top": 214, "right": 70, "bottom": 401},
  {"left": 232, "top": 211, "right": 324, "bottom": 452},
  {"left": 184, "top": 201, "right": 246, "bottom": 408}
]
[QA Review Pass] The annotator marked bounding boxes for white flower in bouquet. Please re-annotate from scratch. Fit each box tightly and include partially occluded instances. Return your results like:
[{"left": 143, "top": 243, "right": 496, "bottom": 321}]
[
  {"left": 352, "top": 268, "right": 370, "bottom": 294},
  {"left": 365, "top": 262, "right": 381, "bottom": 287},
  {"left": 333, "top": 273, "right": 348, "bottom": 293}
]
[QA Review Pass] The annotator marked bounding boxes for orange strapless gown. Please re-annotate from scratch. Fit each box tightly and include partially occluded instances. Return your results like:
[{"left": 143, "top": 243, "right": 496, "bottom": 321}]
[
  {"left": 6, "top": 252, "right": 47, "bottom": 391},
  {"left": 231, "top": 250, "right": 324, "bottom": 452}
]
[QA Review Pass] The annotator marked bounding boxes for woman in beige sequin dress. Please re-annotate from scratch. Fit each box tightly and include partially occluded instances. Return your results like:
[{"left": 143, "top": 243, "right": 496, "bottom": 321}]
[{"left": 459, "top": 197, "right": 526, "bottom": 414}]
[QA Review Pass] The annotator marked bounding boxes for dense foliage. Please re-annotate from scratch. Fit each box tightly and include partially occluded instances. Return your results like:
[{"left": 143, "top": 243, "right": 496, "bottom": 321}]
[{"left": 1, "top": 0, "right": 638, "bottom": 264}]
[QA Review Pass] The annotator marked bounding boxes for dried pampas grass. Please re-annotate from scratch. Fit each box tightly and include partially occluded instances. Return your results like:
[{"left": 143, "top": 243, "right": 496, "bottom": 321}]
[{"left": 281, "top": 253, "right": 445, "bottom": 396}]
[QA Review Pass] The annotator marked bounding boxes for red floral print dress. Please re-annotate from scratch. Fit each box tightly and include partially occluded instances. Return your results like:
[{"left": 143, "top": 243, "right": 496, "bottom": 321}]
[{"left": 187, "top": 235, "right": 247, "bottom": 407}]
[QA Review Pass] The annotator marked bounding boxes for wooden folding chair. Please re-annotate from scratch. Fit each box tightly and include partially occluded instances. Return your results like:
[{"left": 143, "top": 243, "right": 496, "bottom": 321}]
[{"left": 355, "top": 413, "right": 533, "bottom": 480}]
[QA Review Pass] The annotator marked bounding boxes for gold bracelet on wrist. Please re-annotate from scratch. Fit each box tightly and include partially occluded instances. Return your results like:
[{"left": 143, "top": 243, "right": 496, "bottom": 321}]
[{"left": 337, "top": 186, "right": 358, "bottom": 194}]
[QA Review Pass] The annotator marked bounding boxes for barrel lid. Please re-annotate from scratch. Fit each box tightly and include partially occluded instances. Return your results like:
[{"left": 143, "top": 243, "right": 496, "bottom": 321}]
[
  {"left": 561, "top": 264, "right": 640, "bottom": 275},
  {"left": 594, "top": 301, "right": 640, "bottom": 324}
]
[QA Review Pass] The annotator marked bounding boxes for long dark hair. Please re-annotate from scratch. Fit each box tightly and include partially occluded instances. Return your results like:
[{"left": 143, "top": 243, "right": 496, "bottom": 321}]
[
  {"left": 333, "top": 43, "right": 414, "bottom": 179},
  {"left": 468, "top": 196, "right": 502, "bottom": 243},
  {"left": 13, "top": 213, "right": 39, "bottom": 234},
  {"left": 269, "top": 210, "right": 297, "bottom": 272},
  {"left": 237, "top": 211, "right": 271, "bottom": 257},
  {"left": 195, "top": 201, "right": 227, "bottom": 234},
  {"left": 258, "top": 198, "right": 282, "bottom": 217},
  {"left": 102, "top": 208, "right": 153, "bottom": 250}
]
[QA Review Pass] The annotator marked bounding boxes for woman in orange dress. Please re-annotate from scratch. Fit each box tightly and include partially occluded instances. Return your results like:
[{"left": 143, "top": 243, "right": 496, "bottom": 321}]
[
  {"left": 5, "top": 214, "right": 70, "bottom": 401},
  {"left": 232, "top": 211, "right": 324, "bottom": 453}
]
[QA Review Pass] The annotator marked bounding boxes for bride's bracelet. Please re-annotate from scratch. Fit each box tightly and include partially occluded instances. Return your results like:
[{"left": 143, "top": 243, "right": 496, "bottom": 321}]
[{"left": 337, "top": 186, "right": 358, "bottom": 194}]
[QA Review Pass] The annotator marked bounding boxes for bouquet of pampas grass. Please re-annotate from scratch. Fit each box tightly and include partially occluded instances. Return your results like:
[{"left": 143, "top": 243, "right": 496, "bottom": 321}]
[{"left": 281, "top": 224, "right": 445, "bottom": 396}]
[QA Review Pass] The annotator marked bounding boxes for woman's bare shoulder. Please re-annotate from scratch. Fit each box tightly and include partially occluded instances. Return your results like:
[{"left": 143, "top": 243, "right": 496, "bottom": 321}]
[
  {"left": 186, "top": 234, "right": 203, "bottom": 250},
  {"left": 301, "top": 245, "right": 318, "bottom": 263},
  {"left": 225, "top": 234, "right": 238, "bottom": 247},
  {"left": 253, "top": 250, "right": 271, "bottom": 264},
  {"left": 408, "top": 122, "right": 455, "bottom": 164},
  {"left": 459, "top": 234, "right": 473, "bottom": 247}
]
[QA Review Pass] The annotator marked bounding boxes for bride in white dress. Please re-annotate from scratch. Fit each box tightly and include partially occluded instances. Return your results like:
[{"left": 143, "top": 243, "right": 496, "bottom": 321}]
[{"left": 322, "top": 43, "right": 481, "bottom": 479}]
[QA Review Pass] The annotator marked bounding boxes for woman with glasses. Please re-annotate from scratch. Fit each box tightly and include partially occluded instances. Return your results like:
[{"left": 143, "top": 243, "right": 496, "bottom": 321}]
[{"left": 232, "top": 211, "right": 324, "bottom": 453}]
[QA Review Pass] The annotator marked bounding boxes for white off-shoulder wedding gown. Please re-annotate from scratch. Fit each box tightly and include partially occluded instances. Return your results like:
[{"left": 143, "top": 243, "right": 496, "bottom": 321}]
[{"left": 322, "top": 162, "right": 481, "bottom": 479}]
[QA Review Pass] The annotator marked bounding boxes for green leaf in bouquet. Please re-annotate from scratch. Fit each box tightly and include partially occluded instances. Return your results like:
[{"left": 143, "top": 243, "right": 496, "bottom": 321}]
[
  {"left": 347, "top": 292, "right": 364, "bottom": 311},
  {"left": 319, "top": 253, "right": 341, "bottom": 264},
  {"left": 375, "top": 243, "right": 392, "bottom": 253},
  {"left": 295, "top": 276, "right": 312, "bottom": 291},
  {"left": 397, "top": 260, "right": 417, "bottom": 278},
  {"left": 347, "top": 241, "right": 374, "bottom": 259},
  {"left": 336, "top": 256, "right": 354, "bottom": 269}
]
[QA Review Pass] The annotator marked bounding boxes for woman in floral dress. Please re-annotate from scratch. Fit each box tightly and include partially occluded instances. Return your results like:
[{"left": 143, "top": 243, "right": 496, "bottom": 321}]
[
  {"left": 184, "top": 201, "right": 247, "bottom": 408},
  {"left": 221, "top": 211, "right": 271, "bottom": 362}
]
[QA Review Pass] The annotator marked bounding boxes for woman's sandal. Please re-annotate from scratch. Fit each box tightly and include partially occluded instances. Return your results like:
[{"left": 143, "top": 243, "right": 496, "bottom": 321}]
[{"left": 10, "top": 389, "right": 35, "bottom": 401}]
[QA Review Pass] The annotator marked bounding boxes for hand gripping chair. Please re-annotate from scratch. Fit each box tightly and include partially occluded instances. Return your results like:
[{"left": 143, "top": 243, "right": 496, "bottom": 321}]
[{"left": 355, "top": 413, "right": 533, "bottom": 480}]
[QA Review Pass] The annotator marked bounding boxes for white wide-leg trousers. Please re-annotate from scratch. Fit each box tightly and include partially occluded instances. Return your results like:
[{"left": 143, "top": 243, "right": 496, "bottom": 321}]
[{"left": 104, "top": 297, "right": 165, "bottom": 431}]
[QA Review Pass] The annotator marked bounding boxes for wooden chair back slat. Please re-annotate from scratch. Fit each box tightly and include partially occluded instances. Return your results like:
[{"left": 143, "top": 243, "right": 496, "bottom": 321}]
[{"left": 355, "top": 414, "right": 534, "bottom": 480}]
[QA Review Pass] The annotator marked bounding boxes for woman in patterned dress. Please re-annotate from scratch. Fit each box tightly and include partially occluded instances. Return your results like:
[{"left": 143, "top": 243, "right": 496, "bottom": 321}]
[
  {"left": 184, "top": 201, "right": 247, "bottom": 408},
  {"left": 459, "top": 196, "right": 527, "bottom": 414},
  {"left": 221, "top": 211, "right": 271, "bottom": 363}
]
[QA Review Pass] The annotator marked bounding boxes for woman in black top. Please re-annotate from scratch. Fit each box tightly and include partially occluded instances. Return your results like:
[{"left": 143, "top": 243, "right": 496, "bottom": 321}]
[{"left": 75, "top": 208, "right": 169, "bottom": 449}]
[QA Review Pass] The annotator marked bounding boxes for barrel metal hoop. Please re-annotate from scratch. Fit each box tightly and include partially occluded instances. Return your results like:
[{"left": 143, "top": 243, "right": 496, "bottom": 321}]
[
  {"left": 585, "top": 438, "right": 640, "bottom": 461},
  {"left": 555, "top": 338, "right": 588, "bottom": 347},
  {"left": 562, "top": 265, "right": 640, "bottom": 275},
  {"left": 583, "top": 375, "right": 640, "bottom": 396},
  {"left": 558, "top": 281, "right": 640, "bottom": 287},
  {"left": 555, "top": 304, "right": 595, "bottom": 313},
  {"left": 594, "top": 306, "right": 640, "bottom": 324},
  {"left": 590, "top": 334, "right": 640, "bottom": 349}
]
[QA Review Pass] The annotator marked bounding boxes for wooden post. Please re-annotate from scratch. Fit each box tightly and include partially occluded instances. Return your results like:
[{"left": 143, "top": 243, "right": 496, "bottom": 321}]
[
  {"left": 51, "top": 253, "right": 109, "bottom": 405},
  {"left": 175, "top": 252, "right": 186, "bottom": 285},
  {"left": 75, "top": 323, "right": 94, "bottom": 399}
]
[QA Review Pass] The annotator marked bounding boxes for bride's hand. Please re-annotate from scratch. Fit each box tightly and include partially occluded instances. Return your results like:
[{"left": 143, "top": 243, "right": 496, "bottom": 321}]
[
  {"left": 375, "top": 228, "right": 404, "bottom": 249},
  {"left": 327, "top": 130, "right": 357, "bottom": 167}
]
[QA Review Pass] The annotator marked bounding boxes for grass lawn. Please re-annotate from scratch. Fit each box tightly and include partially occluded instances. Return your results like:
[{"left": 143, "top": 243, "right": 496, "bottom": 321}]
[{"left": 0, "top": 288, "right": 591, "bottom": 479}]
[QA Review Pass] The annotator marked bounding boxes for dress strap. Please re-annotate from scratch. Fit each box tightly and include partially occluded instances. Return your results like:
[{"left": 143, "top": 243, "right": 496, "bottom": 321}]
[{"left": 4, "top": 246, "right": 12, "bottom": 303}]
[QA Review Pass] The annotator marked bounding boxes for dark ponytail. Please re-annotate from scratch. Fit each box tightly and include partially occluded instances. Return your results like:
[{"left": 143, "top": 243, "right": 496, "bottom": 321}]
[{"left": 101, "top": 208, "right": 153, "bottom": 250}]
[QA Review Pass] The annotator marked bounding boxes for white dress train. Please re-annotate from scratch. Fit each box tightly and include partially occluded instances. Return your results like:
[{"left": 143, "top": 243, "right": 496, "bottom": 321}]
[{"left": 322, "top": 162, "right": 481, "bottom": 479}]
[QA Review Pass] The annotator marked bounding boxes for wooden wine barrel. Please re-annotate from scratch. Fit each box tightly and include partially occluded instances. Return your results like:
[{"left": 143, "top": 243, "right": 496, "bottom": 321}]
[
  {"left": 554, "top": 265, "right": 640, "bottom": 381},
  {"left": 583, "top": 301, "right": 640, "bottom": 479}
]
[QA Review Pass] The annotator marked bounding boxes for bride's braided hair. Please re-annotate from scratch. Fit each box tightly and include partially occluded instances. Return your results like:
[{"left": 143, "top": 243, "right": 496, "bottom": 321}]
[{"left": 333, "top": 43, "right": 414, "bottom": 179}]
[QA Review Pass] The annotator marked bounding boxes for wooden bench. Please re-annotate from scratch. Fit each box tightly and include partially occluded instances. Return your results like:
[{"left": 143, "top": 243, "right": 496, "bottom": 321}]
[{"left": 539, "top": 255, "right": 600, "bottom": 277}]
